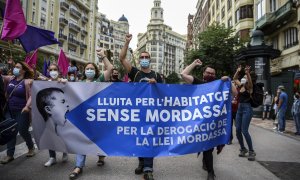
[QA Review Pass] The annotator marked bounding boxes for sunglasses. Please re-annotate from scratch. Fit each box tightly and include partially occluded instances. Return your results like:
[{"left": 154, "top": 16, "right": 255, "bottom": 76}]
[{"left": 140, "top": 56, "right": 150, "bottom": 59}]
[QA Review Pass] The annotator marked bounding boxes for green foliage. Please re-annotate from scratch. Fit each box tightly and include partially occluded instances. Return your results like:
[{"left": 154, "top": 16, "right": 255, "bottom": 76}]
[
  {"left": 166, "top": 72, "right": 180, "bottom": 84},
  {"left": 185, "top": 23, "right": 246, "bottom": 79}
]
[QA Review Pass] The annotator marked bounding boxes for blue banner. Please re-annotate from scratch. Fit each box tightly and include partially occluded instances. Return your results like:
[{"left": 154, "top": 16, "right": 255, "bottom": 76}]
[{"left": 65, "top": 80, "right": 232, "bottom": 157}]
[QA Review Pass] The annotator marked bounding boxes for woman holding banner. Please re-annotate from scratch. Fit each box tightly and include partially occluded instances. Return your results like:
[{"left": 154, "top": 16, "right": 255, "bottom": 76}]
[
  {"left": 69, "top": 48, "right": 113, "bottom": 180},
  {"left": 1, "top": 61, "right": 35, "bottom": 164},
  {"left": 233, "top": 65, "right": 257, "bottom": 161},
  {"left": 43, "top": 63, "right": 69, "bottom": 167}
]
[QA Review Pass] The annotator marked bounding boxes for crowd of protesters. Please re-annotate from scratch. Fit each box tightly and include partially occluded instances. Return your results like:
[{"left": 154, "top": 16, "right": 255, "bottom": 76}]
[{"left": 0, "top": 34, "right": 298, "bottom": 180}]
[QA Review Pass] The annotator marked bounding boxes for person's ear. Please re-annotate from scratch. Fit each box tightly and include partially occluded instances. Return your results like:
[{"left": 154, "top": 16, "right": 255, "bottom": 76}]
[{"left": 44, "top": 106, "right": 52, "bottom": 114}]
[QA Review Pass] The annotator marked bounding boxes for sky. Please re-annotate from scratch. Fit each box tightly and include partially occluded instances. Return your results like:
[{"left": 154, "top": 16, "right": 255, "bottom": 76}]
[{"left": 98, "top": 0, "right": 198, "bottom": 50}]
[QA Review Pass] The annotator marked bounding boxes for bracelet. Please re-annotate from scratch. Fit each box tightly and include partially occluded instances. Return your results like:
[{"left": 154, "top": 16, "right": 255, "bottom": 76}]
[{"left": 98, "top": 55, "right": 106, "bottom": 60}]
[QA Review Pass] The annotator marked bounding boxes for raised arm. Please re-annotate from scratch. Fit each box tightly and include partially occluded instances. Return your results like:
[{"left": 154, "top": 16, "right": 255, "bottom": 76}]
[
  {"left": 244, "top": 66, "right": 253, "bottom": 92},
  {"left": 96, "top": 48, "right": 113, "bottom": 81},
  {"left": 119, "top": 34, "right": 133, "bottom": 73},
  {"left": 233, "top": 65, "right": 242, "bottom": 87},
  {"left": 180, "top": 59, "right": 202, "bottom": 84}
]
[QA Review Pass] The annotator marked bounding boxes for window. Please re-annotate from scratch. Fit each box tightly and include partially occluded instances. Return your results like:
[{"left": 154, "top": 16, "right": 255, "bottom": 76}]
[
  {"left": 236, "top": 5, "right": 253, "bottom": 22},
  {"left": 32, "top": 11, "right": 35, "bottom": 22},
  {"left": 256, "top": 0, "right": 266, "bottom": 20},
  {"left": 221, "top": 7, "right": 225, "bottom": 18},
  {"left": 227, "top": 0, "right": 232, "bottom": 10},
  {"left": 284, "top": 27, "right": 298, "bottom": 49},
  {"left": 272, "top": 36, "right": 278, "bottom": 49},
  {"left": 228, "top": 17, "right": 232, "bottom": 27},
  {"left": 270, "top": 0, "right": 276, "bottom": 12}
]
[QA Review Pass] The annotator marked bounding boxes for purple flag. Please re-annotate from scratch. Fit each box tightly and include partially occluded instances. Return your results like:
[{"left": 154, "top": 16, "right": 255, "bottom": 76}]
[
  {"left": 18, "top": 25, "right": 59, "bottom": 53},
  {"left": 42, "top": 58, "right": 48, "bottom": 76},
  {"left": 58, "top": 49, "right": 69, "bottom": 77},
  {"left": 1, "top": 0, "right": 27, "bottom": 40}
]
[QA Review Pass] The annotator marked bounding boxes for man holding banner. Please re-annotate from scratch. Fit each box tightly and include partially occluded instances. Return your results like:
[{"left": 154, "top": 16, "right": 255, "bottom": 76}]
[
  {"left": 181, "top": 59, "right": 237, "bottom": 180},
  {"left": 119, "top": 34, "right": 162, "bottom": 180}
]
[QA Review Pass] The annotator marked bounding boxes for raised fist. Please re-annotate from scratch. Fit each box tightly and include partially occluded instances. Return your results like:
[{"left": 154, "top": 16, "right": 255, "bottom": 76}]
[
  {"left": 193, "top": 59, "right": 202, "bottom": 66},
  {"left": 125, "top": 34, "right": 132, "bottom": 42}
]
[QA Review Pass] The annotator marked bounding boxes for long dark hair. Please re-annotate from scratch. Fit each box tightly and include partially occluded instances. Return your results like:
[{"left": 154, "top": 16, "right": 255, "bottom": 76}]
[{"left": 17, "top": 61, "right": 34, "bottom": 79}]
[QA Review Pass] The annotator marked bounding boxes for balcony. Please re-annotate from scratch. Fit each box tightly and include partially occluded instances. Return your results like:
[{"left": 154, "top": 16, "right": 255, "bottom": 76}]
[
  {"left": 59, "top": 17, "right": 68, "bottom": 26},
  {"left": 274, "top": 1, "right": 296, "bottom": 22},
  {"left": 70, "top": 8, "right": 81, "bottom": 19},
  {"left": 255, "top": 13, "right": 274, "bottom": 30},
  {"left": 81, "top": 29, "right": 88, "bottom": 36},
  {"left": 80, "top": 42, "right": 87, "bottom": 49},
  {"left": 82, "top": 15, "right": 88, "bottom": 23},
  {"left": 69, "top": 23, "right": 81, "bottom": 32},
  {"left": 256, "top": 1, "right": 296, "bottom": 35},
  {"left": 58, "top": 33, "right": 68, "bottom": 41},
  {"left": 68, "top": 38, "right": 80, "bottom": 46},
  {"left": 60, "top": 2, "right": 69, "bottom": 10}
]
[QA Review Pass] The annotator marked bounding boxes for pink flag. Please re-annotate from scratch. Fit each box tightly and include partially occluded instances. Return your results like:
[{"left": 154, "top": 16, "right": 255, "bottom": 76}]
[
  {"left": 58, "top": 49, "right": 69, "bottom": 76},
  {"left": 1, "top": 0, "right": 27, "bottom": 40},
  {"left": 25, "top": 50, "right": 38, "bottom": 68}
]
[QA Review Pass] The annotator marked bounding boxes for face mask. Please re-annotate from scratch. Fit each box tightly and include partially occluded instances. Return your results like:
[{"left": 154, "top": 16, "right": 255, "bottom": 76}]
[
  {"left": 49, "top": 71, "right": 59, "bottom": 79},
  {"left": 241, "top": 78, "right": 247, "bottom": 84},
  {"left": 140, "top": 58, "right": 150, "bottom": 68},
  {"left": 112, "top": 75, "right": 119, "bottom": 79},
  {"left": 13, "top": 68, "right": 20, "bottom": 77},
  {"left": 85, "top": 69, "right": 95, "bottom": 79},
  {"left": 70, "top": 76, "right": 75, "bottom": 81},
  {"left": 203, "top": 75, "right": 215, "bottom": 82}
]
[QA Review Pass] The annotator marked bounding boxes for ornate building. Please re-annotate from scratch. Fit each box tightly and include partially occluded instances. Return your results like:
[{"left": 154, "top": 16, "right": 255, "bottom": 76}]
[{"left": 136, "top": 0, "right": 186, "bottom": 76}]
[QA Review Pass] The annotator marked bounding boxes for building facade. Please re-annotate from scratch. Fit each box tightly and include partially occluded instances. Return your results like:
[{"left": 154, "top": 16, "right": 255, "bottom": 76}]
[
  {"left": 95, "top": 13, "right": 129, "bottom": 70},
  {"left": 136, "top": 0, "right": 186, "bottom": 76},
  {"left": 187, "top": 0, "right": 254, "bottom": 49},
  {"left": 0, "top": 0, "right": 98, "bottom": 69}
]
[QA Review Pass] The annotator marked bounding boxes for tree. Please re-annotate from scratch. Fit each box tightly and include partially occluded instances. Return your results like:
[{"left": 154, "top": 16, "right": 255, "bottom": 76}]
[
  {"left": 185, "top": 23, "right": 246, "bottom": 79},
  {"left": 166, "top": 72, "right": 180, "bottom": 84}
]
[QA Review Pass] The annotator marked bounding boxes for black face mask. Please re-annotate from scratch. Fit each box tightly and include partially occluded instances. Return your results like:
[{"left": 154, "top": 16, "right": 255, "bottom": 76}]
[
  {"left": 112, "top": 75, "right": 119, "bottom": 79},
  {"left": 203, "top": 75, "right": 215, "bottom": 82}
]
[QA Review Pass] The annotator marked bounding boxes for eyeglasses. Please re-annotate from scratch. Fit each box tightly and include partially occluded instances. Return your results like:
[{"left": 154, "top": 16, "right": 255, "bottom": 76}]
[
  {"left": 49, "top": 69, "right": 58, "bottom": 71},
  {"left": 204, "top": 71, "right": 215, "bottom": 76},
  {"left": 140, "top": 56, "right": 150, "bottom": 59}
]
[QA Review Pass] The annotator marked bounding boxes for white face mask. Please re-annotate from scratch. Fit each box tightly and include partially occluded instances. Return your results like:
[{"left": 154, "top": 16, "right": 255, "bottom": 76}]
[
  {"left": 241, "top": 78, "right": 247, "bottom": 84},
  {"left": 50, "top": 71, "right": 59, "bottom": 79}
]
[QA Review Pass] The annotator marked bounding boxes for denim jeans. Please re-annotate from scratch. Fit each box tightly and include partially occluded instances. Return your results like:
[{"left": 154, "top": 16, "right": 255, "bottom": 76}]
[
  {"left": 293, "top": 113, "right": 300, "bottom": 134},
  {"left": 138, "top": 157, "right": 154, "bottom": 172},
  {"left": 278, "top": 108, "right": 287, "bottom": 131},
  {"left": 235, "top": 103, "right": 254, "bottom": 151},
  {"left": 6, "top": 110, "right": 34, "bottom": 157},
  {"left": 76, "top": 154, "right": 86, "bottom": 168}
]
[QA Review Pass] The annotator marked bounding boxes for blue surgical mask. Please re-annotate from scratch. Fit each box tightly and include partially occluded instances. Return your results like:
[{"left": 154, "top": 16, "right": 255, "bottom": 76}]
[
  {"left": 140, "top": 58, "right": 150, "bottom": 68},
  {"left": 13, "top": 68, "right": 20, "bottom": 77},
  {"left": 85, "top": 69, "right": 95, "bottom": 79}
]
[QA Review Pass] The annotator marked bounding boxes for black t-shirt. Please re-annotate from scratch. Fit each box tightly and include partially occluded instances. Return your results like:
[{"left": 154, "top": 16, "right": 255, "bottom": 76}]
[
  {"left": 192, "top": 76, "right": 204, "bottom": 85},
  {"left": 110, "top": 79, "right": 123, "bottom": 82},
  {"left": 128, "top": 67, "right": 162, "bottom": 83}
]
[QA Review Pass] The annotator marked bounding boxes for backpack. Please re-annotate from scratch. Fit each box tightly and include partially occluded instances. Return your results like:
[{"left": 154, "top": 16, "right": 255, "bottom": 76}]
[{"left": 250, "top": 83, "right": 264, "bottom": 108}]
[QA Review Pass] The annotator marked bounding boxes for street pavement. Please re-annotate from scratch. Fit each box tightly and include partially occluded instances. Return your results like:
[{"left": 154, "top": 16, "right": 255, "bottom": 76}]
[{"left": 0, "top": 122, "right": 299, "bottom": 180}]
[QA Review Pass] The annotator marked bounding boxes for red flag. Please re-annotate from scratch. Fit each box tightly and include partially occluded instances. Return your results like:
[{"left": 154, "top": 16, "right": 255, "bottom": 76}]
[
  {"left": 58, "top": 49, "right": 69, "bottom": 76},
  {"left": 25, "top": 50, "right": 38, "bottom": 68},
  {"left": 1, "top": 0, "right": 27, "bottom": 40}
]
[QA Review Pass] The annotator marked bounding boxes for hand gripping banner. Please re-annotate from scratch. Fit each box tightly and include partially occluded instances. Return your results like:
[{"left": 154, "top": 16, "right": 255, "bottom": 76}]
[{"left": 31, "top": 80, "right": 232, "bottom": 157}]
